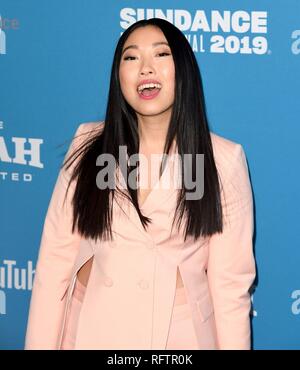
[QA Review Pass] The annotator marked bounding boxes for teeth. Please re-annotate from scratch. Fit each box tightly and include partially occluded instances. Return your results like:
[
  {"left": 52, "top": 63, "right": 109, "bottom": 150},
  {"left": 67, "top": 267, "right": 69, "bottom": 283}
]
[{"left": 137, "top": 83, "right": 162, "bottom": 92}]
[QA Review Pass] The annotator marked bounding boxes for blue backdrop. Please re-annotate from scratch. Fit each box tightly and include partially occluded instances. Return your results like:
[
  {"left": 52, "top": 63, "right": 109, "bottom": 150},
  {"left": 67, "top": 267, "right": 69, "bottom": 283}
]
[{"left": 0, "top": 0, "right": 299, "bottom": 350}]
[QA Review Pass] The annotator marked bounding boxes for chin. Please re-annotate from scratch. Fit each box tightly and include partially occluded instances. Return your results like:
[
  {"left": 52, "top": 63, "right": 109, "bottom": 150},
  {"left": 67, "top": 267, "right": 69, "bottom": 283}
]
[
  {"left": 135, "top": 102, "right": 172, "bottom": 113},
  {"left": 136, "top": 108, "right": 168, "bottom": 117}
]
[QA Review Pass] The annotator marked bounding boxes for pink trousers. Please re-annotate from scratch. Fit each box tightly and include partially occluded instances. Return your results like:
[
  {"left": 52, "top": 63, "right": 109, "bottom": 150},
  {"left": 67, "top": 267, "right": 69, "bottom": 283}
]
[{"left": 61, "top": 278, "right": 199, "bottom": 350}]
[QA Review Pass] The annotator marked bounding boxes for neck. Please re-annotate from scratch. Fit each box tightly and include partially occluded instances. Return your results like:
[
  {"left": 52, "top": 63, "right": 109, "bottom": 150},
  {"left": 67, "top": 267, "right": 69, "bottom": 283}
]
[{"left": 137, "top": 112, "right": 170, "bottom": 154}]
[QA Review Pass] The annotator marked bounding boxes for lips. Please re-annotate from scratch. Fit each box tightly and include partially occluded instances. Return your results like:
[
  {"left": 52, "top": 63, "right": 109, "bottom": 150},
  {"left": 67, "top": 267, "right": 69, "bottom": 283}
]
[{"left": 136, "top": 79, "right": 162, "bottom": 91}]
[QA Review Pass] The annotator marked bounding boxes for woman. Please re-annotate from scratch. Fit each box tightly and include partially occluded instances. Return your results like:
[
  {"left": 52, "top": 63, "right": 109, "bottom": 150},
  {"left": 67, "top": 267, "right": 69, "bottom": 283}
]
[{"left": 25, "top": 18, "right": 256, "bottom": 350}]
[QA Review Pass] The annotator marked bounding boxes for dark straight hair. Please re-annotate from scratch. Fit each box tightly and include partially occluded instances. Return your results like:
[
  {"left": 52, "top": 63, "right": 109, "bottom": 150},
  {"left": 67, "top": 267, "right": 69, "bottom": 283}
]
[{"left": 63, "top": 18, "right": 223, "bottom": 243}]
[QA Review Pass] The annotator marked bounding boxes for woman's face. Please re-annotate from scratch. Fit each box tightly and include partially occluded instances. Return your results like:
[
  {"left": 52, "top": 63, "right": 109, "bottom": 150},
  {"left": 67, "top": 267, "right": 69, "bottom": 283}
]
[{"left": 119, "top": 25, "right": 175, "bottom": 119}]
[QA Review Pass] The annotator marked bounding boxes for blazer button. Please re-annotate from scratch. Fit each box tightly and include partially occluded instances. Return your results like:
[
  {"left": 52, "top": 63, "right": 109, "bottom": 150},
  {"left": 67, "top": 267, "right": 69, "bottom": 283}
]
[
  {"left": 104, "top": 277, "right": 114, "bottom": 287},
  {"left": 138, "top": 279, "right": 149, "bottom": 289}
]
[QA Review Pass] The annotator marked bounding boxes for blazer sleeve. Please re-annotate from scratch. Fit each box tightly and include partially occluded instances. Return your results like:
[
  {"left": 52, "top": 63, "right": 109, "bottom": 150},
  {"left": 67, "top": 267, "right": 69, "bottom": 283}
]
[
  {"left": 24, "top": 123, "right": 89, "bottom": 350},
  {"left": 207, "top": 144, "right": 256, "bottom": 350}
]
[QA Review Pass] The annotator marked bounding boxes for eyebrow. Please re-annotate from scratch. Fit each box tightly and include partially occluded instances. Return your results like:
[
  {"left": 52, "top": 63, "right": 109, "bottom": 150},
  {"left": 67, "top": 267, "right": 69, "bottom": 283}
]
[{"left": 121, "top": 41, "right": 170, "bottom": 55}]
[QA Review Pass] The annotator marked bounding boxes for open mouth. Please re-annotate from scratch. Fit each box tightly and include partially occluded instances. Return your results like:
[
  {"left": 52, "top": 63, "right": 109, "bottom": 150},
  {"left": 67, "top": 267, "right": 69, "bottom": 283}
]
[
  {"left": 137, "top": 83, "right": 162, "bottom": 98},
  {"left": 139, "top": 87, "right": 161, "bottom": 97}
]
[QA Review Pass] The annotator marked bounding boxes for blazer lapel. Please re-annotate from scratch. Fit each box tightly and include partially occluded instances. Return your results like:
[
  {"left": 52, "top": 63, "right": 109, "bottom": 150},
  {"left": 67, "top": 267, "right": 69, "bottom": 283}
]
[
  {"left": 139, "top": 151, "right": 181, "bottom": 216},
  {"left": 113, "top": 144, "right": 181, "bottom": 239}
]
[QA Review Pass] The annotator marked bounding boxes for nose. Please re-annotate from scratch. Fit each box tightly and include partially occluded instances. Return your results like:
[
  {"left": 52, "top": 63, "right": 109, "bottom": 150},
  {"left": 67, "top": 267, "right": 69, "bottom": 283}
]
[
  {"left": 140, "top": 68, "right": 153, "bottom": 76},
  {"left": 140, "top": 59, "right": 155, "bottom": 76},
  {"left": 141, "top": 71, "right": 153, "bottom": 76}
]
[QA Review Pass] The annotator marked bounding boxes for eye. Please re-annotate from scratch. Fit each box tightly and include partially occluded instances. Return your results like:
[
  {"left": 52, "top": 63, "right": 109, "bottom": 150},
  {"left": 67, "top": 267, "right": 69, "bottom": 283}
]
[
  {"left": 157, "top": 52, "right": 171, "bottom": 57},
  {"left": 123, "top": 51, "right": 171, "bottom": 61},
  {"left": 123, "top": 56, "right": 136, "bottom": 61}
]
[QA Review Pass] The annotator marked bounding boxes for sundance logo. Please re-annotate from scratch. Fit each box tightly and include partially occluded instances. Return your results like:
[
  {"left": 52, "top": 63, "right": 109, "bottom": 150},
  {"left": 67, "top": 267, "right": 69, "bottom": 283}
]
[
  {"left": 0, "top": 121, "right": 44, "bottom": 182},
  {"left": 0, "top": 14, "right": 20, "bottom": 55},
  {"left": 0, "top": 289, "right": 5, "bottom": 315},
  {"left": 0, "top": 15, "right": 5, "bottom": 55},
  {"left": 120, "top": 8, "right": 269, "bottom": 55},
  {"left": 0, "top": 136, "right": 43, "bottom": 167},
  {"left": 291, "top": 30, "right": 300, "bottom": 55},
  {"left": 291, "top": 290, "right": 300, "bottom": 315}
]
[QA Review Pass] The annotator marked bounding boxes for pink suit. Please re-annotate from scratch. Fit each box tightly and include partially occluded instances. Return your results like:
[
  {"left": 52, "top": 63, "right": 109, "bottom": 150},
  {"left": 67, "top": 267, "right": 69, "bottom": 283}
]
[{"left": 25, "top": 121, "right": 256, "bottom": 350}]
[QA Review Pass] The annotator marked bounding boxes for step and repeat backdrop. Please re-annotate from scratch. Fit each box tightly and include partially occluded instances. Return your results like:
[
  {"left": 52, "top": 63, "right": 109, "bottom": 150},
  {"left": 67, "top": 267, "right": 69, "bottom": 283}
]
[{"left": 0, "top": 1, "right": 299, "bottom": 350}]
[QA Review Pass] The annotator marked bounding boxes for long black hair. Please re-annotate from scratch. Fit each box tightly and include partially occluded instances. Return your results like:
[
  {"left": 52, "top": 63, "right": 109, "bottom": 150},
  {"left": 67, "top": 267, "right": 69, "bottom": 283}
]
[{"left": 63, "top": 18, "right": 223, "bottom": 243}]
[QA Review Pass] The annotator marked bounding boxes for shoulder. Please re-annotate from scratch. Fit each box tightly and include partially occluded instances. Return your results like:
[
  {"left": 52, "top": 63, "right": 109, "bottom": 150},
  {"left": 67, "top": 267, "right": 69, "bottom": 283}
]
[
  {"left": 75, "top": 120, "right": 105, "bottom": 137},
  {"left": 209, "top": 131, "right": 249, "bottom": 184},
  {"left": 62, "top": 121, "right": 105, "bottom": 174},
  {"left": 69, "top": 120, "right": 105, "bottom": 150}
]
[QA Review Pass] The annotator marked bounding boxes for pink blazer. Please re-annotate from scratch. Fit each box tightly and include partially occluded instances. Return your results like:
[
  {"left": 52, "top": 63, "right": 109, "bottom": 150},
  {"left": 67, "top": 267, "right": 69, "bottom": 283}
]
[{"left": 25, "top": 121, "right": 256, "bottom": 350}]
